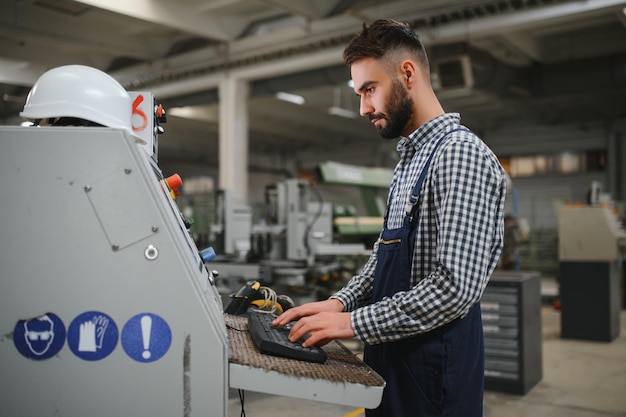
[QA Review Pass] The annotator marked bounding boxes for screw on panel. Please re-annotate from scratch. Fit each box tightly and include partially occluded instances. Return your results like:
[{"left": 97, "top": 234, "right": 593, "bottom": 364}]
[
  {"left": 84, "top": 185, "right": 92, "bottom": 192},
  {"left": 112, "top": 245, "right": 119, "bottom": 251},
  {"left": 152, "top": 226, "right": 159, "bottom": 233},
  {"left": 124, "top": 169, "right": 132, "bottom": 174}
]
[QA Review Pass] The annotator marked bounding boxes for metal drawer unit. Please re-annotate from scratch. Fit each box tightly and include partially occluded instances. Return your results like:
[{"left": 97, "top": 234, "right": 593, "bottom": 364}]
[{"left": 481, "top": 271, "right": 542, "bottom": 395}]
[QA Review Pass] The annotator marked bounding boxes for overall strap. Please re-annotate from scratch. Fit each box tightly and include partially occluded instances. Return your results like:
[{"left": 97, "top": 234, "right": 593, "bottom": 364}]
[{"left": 401, "top": 127, "right": 469, "bottom": 225}]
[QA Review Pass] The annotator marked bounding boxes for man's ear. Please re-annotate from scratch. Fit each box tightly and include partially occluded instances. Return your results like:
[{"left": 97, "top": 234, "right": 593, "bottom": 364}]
[{"left": 399, "top": 60, "right": 417, "bottom": 87}]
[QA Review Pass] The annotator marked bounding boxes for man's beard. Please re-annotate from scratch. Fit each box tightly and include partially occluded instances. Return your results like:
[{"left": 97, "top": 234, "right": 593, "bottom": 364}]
[{"left": 370, "top": 79, "right": 414, "bottom": 139}]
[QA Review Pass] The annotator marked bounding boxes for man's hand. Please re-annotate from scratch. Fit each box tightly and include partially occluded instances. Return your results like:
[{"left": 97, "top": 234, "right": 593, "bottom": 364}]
[{"left": 271, "top": 299, "right": 355, "bottom": 347}]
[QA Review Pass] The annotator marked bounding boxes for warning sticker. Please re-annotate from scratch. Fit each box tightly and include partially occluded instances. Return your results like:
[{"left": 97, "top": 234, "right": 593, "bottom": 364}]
[
  {"left": 121, "top": 313, "right": 171, "bottom": 363},
  {"left": 13, "top": 313, "right": 66, "bottom": 360},
  {"left": 67, "top": 311, "right": 118, "bottom": 361}
]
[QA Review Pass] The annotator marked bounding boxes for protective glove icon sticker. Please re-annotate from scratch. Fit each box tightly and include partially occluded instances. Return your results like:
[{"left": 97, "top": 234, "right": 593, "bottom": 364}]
[
  {"left": 68, "top": 311, "right": 118, "bottom": 361},
  {"left": 78, "top": 320, "right": 97, "bottom": 352},
  {"left": 78, "top": 315, "right": 110, "bottom": 352}
]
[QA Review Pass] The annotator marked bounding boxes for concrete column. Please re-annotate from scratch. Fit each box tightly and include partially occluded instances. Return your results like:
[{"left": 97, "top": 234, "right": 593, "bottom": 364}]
[
  {"left": 606, "top": 126, "right": 617, "bottom": 197},
  {"left": 218, "top": 75, "right": 249, "bottom": 204},
  {"left": 606, "top": 126, "right": 626, "bottom": 201},
  {"left": 618, "top": 130, "right": 626, "bottom": 202}
]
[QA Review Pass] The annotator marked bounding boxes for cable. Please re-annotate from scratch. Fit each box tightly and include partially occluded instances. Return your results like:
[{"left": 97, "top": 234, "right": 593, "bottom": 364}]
[
  {"left": 225, "top": 324, "right": 248, "bottom": 332},
  {"left": 342, "top": 408, "right": 365, "bottom": 417},
  {"left": 238, "top": 389, "right": 246, "bottom": 417},
  {"left": 303, "top": 184, "right": 325, "bottom": 254},
  {"left": 250, "top": 286, "right": 295, "bottom": 315},
  {"left": 258, "top": 286, "right": 278, "bottom": 313}
]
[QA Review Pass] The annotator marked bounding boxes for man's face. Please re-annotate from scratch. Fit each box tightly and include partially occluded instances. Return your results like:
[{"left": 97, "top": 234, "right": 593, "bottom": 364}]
[{"left": 351, "top": 57, "right": 414, "bottom": 139}]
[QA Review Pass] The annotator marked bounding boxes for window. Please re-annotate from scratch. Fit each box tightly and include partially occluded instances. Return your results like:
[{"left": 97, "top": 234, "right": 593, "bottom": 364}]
[{"left": 502, "top": 150, "right": 605, "bottom": 178}]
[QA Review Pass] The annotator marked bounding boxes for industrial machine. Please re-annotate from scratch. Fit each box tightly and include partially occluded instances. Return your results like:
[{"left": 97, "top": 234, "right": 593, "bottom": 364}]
[
  {"left": 556, "top": 196, "right": 626, "bottom": 342},
  {"left": 316, "top": 160, "right": 391, "bottom": 240},
  {"left": 209, "top": 178, "right": 374, "bottom": 301},
  {"left": 208, "top": 162, "right": 393, "bottom": 300},
  {"left": 0, "top": 126, "right": 384, "bottom": 416}
]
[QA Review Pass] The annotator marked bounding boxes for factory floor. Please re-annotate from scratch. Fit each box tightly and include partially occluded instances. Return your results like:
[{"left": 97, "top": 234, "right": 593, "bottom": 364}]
[{"left": 228, "top": 278, "right": 626, "bottom": 417}]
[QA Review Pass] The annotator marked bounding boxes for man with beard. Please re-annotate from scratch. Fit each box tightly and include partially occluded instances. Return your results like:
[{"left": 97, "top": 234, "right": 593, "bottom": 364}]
[{"left": 274, "top": 19, "right": 506, "bottom": 417}]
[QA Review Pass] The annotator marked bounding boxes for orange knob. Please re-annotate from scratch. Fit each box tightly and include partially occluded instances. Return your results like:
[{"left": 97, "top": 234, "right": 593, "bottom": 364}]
[{"left": 165, "top": 173, "right": 183, "bottom": 197}]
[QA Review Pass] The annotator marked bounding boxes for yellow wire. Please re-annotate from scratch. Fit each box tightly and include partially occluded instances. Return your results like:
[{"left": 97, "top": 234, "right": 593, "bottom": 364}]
[{"left": 342, "top": 408, "right": 365, "bottom": 417}]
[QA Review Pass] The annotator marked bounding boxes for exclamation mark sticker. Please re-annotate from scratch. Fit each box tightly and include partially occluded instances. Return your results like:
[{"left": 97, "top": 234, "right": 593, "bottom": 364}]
[
  {"left": 141, "top": 315, "right": 152, "bottom": 359},
  {"left": 122, "top": 313, "right": 171, "bottom": 363}
]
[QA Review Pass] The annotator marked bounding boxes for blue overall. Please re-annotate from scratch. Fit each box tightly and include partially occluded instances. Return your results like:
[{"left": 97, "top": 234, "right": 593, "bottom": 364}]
[{"left": 364, "top": 129, "right": 484, "bottom": 417}]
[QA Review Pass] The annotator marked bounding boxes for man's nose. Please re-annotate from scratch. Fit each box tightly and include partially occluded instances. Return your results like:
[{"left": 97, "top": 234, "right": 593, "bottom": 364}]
[{"left": 359, "top": 97, "right": 373, "bottom": 117}]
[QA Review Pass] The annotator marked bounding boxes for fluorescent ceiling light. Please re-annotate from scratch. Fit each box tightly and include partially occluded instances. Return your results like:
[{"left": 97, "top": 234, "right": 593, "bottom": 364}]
[
  {"left": 328, "top": 106, "right": 356, "bottom": 119},
  {"left": 169, "top": 105, "right": 219, "bottom": 122},
  {"left": 275, "top": 91, "right": 305, "bottom": 105}
]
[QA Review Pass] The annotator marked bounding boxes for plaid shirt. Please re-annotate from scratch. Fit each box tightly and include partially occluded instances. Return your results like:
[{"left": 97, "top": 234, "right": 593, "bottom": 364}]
[{"left": 333, "top": 113, "right": 506, "bottom": 345}]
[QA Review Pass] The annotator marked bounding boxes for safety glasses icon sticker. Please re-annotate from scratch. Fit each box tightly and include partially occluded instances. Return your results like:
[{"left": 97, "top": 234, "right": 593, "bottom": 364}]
[{"left": 14, "top": 313, "right": 66, "bottom": 360}]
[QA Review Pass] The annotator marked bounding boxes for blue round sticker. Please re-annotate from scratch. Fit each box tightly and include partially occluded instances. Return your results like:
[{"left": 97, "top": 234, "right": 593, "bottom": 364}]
[
  {"left": 67, "top": 311, "right": 118, "bottom": 361},
  {"left": 13, "top": 313, "right": 66, "bottom": 360},
  {"left": 121, "top": 313, "right": 171, "bottom": 363}
]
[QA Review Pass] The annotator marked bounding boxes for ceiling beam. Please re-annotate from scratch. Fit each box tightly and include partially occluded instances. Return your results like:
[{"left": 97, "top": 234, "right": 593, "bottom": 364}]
[
  {"left": 0, "top": 59, "right": 47, "bottom": 86},
  {"left": 148, "top": 45, "right": 345, "bottom": 98},
  {"left": 499, "top": 32, "right": 543, "bottom": 62},
  {"left": 255, "top": 0, "right": 338, "bottom": 19},
  {"left": 119, "top": 0, "right": 623, "bottom": 94},
  {"left": 71, "top": 0, "right": 239, "bottom": 41},
  {"left": 418, "top": 0, "right": 626, "bottom": 44},
  {"left": 0, "top": 23, "right": 153, "bottom": 61}
]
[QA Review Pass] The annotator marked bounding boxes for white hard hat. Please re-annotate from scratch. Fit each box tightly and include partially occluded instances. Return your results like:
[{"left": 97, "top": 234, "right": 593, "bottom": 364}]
[{"left": 20, "top": 65, "right": 133, "bottom": 136}]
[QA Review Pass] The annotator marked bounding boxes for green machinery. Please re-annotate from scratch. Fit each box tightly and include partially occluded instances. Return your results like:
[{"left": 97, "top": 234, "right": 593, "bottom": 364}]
[{"left": 317, "top": 161, "right": 392, "bottom": 239}]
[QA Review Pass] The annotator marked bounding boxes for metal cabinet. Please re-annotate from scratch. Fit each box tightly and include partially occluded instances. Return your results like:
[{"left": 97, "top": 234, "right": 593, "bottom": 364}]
[
  {"left": 560, "top": 261, "right": 621, "bottom": 342},
  {"left": 481, "top": 271, "right": 542, "bottom": 395}
]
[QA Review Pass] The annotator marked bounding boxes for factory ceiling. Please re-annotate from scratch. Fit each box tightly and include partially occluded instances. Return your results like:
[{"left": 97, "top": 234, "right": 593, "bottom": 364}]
[{"left": 1, "top": 0, "right": 626, "bottom": 168}]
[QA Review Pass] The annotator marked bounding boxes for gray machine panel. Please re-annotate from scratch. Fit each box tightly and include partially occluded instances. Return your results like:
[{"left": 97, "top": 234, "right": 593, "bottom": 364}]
[{"left": 0, "top": 127, "right": 227, "bottom": 417}]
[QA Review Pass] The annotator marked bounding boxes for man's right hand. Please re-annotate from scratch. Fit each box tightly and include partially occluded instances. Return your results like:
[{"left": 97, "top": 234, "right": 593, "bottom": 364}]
[
  {"left": 272, "top": 298, "right": 344, "bottom": 326},
  {"left": 271, "top": 298, "right": 352, "bottom": 347}
]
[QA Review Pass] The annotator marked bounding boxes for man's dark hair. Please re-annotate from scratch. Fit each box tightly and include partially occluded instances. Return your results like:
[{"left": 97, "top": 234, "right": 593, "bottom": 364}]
[{"left": 343, "top": 19, "right": 429, "bottom": 74}]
